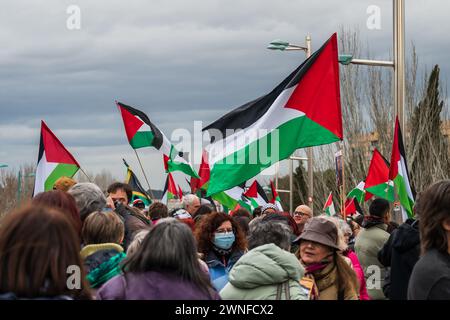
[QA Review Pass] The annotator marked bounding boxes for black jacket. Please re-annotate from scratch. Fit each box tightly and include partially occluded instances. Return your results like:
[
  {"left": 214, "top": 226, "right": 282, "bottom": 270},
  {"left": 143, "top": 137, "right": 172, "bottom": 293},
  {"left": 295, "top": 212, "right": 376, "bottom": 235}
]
[
  {"left": 378, "top": 219, "right": 420, "bottom": 300},
  {"left": 408, "top": 249, "right": 450, "bottom": 300},
  {"left": 114, "top": 204, "right": 150, "bottom": 250}
]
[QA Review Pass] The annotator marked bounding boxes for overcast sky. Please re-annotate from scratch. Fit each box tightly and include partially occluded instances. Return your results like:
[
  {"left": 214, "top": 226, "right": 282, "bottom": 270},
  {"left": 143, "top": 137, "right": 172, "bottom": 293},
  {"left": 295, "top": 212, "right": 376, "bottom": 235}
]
[{"left": 0, "top": 0, "right": 449, "bottom": 190}]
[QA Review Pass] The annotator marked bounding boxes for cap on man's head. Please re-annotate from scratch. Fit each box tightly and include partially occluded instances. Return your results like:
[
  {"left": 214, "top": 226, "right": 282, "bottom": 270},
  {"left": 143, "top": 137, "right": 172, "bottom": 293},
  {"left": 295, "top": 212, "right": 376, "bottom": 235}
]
[
  {"left": 261, "top": 203, "right": 279, "bottom": 215},
  {"left": 132, "top": 199, "right": 145, "bottom": 209},
  {"left": 53, "top": 176, "right": 77, "bottom": 192}
]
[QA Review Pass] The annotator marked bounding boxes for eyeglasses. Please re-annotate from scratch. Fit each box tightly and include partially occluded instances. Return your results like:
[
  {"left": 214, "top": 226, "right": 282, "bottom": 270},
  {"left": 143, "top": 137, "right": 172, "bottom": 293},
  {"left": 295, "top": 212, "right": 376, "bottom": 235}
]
[{"left": 294, "top": 211, "right": 311, "bottom": 218}]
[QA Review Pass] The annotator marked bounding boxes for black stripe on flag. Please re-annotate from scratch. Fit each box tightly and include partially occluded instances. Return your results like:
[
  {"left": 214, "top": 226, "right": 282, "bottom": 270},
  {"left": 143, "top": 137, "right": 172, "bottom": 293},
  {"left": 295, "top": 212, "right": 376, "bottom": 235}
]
[
  {"left": 117, "top": 102, "right": 164, "bottom": 150},
  {"left": 202, "top": 36, "right": 331, "bottom": 140}
]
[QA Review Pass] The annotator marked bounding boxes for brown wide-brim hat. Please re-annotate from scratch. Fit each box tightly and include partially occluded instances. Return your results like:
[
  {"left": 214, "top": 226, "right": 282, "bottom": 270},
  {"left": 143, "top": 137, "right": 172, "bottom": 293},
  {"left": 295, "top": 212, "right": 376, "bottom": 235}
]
[{"left": 293, "top": 217, "right": 340, "bottom": 250}]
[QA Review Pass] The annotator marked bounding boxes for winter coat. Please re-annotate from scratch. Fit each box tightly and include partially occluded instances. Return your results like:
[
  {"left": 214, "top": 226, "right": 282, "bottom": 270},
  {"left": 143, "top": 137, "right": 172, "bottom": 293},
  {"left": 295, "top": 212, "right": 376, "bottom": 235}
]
[
  {"left": 81, "top": 243, "right": 126, "bottom": 289},
  {"left": 114, "top": 205, "right": 150, "bottom": 250},
  {"left": 96, "top": 271, "right": 221, "bottom": 300},
  {"left": 205, "top": 249, "right": 244, "bottom": 291},
  {"left": 354, "top": 223, "right": 390, "bottom": 300},
  {"left": 378, "top": 219, "right": 420, "bottom": 300},
  {"left": 220, "top": 243, "right": 308, "bottom": 300},
  {"left": 408, "top": 249, "right": 450, "bottom": 300},
  {"left": 344, "top": 250, "right": 370, "bottom": 300}
]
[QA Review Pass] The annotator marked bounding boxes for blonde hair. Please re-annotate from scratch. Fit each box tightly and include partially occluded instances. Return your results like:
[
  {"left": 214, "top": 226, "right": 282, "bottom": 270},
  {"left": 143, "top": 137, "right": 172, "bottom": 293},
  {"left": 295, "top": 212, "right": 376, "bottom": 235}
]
[{"left": 82, "top": 210, "right": 124, "bottom": 245}]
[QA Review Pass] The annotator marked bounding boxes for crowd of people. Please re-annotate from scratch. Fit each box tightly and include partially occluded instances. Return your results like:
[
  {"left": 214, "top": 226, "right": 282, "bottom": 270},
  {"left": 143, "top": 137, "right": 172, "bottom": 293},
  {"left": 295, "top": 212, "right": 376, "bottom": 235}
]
[{"left": 0, "top": 177, "right": 449, "bottom": 300}]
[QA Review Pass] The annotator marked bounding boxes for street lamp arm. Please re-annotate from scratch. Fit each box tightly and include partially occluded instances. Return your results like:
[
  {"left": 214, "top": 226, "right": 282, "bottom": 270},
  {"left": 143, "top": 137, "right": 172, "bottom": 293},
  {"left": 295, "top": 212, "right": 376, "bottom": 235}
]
[{"left": 350, "top": 58, "right": 394, "bottom": 67}]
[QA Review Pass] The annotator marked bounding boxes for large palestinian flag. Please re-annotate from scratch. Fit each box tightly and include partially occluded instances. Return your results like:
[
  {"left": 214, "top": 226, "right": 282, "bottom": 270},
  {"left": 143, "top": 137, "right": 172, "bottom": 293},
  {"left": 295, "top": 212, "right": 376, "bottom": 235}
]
[
  {"left": 33, "top": 121, "right": 80, "bottom": 196},
  {"left": 389, "top": 117, "right": 415, "bottom": 220},
  {"left": 203, "top": 33, "right": 342, "bottom": 195},
  {"left": 117, "top": 101, "right": 198, "bottom": 178},
  {"left": 365, "top": 148, "right": 394, "bottom": 202},
  {"left": 269, "top": 180, "right": 283, "bottom": 212},
  {"left": 244, "top": 180, "right": 269, "bottom": 209},
  {"left": 123, "top": 159, "right": 152, "bottom": 206}
]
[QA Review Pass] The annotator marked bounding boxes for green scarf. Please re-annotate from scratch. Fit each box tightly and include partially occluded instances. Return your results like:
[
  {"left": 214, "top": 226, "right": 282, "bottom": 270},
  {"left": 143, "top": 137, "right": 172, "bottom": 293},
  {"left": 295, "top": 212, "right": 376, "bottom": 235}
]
[{"left": 87, "top": 252, "right": 126, "bottom": 288}]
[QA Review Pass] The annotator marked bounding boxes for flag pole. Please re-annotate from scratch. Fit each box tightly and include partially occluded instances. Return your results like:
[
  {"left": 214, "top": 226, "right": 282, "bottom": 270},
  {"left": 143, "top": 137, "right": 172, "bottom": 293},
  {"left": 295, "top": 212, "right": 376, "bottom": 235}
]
[
  {"left": 340, "top": 141, "right": 347, "bottom": 219},
  {"left": 133, "top": 149, "right": 155, "bottom": 199},
  {"left": 78, "top": 167, "right": 93, "bottom": 183}
]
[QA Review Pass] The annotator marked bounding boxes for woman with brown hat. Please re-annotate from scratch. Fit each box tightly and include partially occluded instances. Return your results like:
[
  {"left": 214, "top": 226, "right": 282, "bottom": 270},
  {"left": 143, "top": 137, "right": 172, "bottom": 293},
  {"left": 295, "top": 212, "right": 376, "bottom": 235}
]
[{"left": 294, "top": 217, "right": 359, "bottom": 300}]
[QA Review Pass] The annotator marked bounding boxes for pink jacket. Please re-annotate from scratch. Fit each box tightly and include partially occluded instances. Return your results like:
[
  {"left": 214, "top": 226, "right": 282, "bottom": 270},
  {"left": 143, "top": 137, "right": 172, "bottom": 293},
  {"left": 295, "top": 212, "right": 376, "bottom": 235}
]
[{"left": 345, "top": 250, "right": 370, "bottom": 300}]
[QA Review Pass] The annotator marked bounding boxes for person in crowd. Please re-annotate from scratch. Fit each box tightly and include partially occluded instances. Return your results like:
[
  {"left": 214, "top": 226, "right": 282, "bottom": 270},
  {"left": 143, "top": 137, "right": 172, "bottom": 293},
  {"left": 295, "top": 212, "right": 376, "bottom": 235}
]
[
  {"left": 231, "top": 207, "right": 252, "bottom": 219},
  {"left": 32, "top": 190, "right": 82, "bottom": 238},
  {"left": 261, "top": 203, "right": 279, "bottom": 216},
  {"left": 295, "top": 217, "right": 359, "bottom": 300},
  {"left": 220, "top": 220, "right": 308, "bottom": 300},
  {"left": 97, "top": 218, "right": 220, "bottom": 300},
  {"left": 52, "top": 176, "right": 77, "bottom": 192},
  {"left": 106, "top": 182, "right": 150, "bottom": 250},
  {"left": 193, "top": 204, "right": 214, "bottom": 225},
  {"left": 182, "top": 194, "right": 201, "bottom": 216},
  {"left": 293, "top": 204, "right": 313, "bottom": 234},
  {"left": 126, "top": 229, "right": 150, "bottom": 257},
  {"left": 261, "top": 213, "right": 300, "bottom": 253},
  {"left": 252, "top": 206, "right": 262, "bottom": 218},
  {"left": 147, "top": 201, "right": 168, "bottom": 224},
  {"left": 346, "top": 214, "right": 363, "bottom": 251},
  {"left": 68, "top": 182, "right": 107, "bottom": 222},
  {"left": 378, "top": 197, "right": 421, "bottom": 300},
  {"left": 171, "top": 208, "right": 195, "bottom": 232},
  {"left": 233, "top": 215, "right": 251, "bottom": 237},
  {"left": 81, "top": 210, "right": 126, "bottom": 291},
  {"left": 0, "top": 205, "right": 91, "bottom": 300},
  {"left": 331, "top": 217, "right": 369, "bottom": 300},
  {"left": 408, "top": 180, "right": 450, "bottom": 300},
  {"left": 354, "top": 198, "right": 391, "bottom": 300},
  {"left": 195, "top": 212, "right": 247, "bottom": 291}
]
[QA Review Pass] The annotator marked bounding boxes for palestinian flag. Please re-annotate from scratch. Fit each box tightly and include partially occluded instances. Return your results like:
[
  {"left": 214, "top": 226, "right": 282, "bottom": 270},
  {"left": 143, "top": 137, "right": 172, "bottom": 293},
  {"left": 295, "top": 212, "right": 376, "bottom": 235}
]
[
  {"left": 269, "top": 180, "right": 283, "bottom": 212},
  {"left": 161, "top": 173, "right": 179, "bottom": 204},
  {"left": 212, "top": 184, "right": 252, "bottom": 212},
  {"left": 33, "top": 121, "right": 80, "bottom": 196},
  {"left": 203, "top": 33, "right": 342, "bottom": 195},
  {"left": 190, "top": 150, "right": 210, "bottom": 193},
  {"left": 389, "top": 117, "right": 415, "bottom": 220},
  {"left": 117, "top": 101, "right": 198, "bottom": 178},
  {"left": 323, "top": 192, "right": 336, "bottom": 216},
  {"left": 345, "top": 197, "right": 364, "bottom": 216},
  {"left": 244, "top": 180, "right": 269, "bottom": 209},
  {"left": 365, "top": 148, "right": 394, "bottom": 202},
  {"left": 347, "top": 181, "right": 371, "bottom": 203},
  {"left": 123, "top": 159, "right": 152, "bottom": 206}
]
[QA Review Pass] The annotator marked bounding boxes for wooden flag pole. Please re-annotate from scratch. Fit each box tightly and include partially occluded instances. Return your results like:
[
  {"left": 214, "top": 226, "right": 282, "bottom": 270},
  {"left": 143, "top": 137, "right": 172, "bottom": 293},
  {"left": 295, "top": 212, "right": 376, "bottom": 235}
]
[{"left": 134, "top": 149, "right": 155, "bottom": 199}]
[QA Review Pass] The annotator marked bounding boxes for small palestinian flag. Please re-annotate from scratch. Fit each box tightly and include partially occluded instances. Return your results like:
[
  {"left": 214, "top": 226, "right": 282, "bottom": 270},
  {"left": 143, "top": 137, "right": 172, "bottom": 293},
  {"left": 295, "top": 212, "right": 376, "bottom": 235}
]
[
  {"left": 117, "top": 101, "right": 198, "bottom": 178},
  {"left": 190, "top": 150, "right": 210, "bottom": 193},
  {"left": 244, "top": 180, "right": 269, "bottom": 209},
  {"left": 323, "top": 192, "right": 336, "bottom": 216},
  {"left": 161, "top": 173, "right": 179, "bottom": 204},
  {"left": 389, "top": 117, "right": 415, "bottom": 221},
  {"left": 203, "top": 33, "right": 342, "bottom": 196},
  {"left": 269, "top": 180, "right": 283, "bottom": 212},
  {"left": 365, "top": 148, "right": 394, "bottom": 202},
  {"left": 123, "top": 159, "right": 152, "bottom": 206},
  {"left": 212, "top": 184, "right": 252, "bottom": 212},
  {"left": 347, "top": 181, "right": 371, "bottom": 204},
  {"left": 33, "top": 121, "right": 80, "bottom": 196}
]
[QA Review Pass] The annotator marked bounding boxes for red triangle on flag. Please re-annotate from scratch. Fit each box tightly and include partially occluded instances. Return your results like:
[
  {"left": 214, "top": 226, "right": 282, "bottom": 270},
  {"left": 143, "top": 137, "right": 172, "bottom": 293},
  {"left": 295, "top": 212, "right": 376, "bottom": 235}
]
[
  {"left": 117, "top": 102, "right": 144, "bottom": 143},
  {"left": 285, "top": 33, "right": 342, "bottom": 140},
  {"left": 41, "top": 121, "right": 79, "bottom": 165},
  {"left": 243, "top": 181, "right": 258, "bottom": 198}
]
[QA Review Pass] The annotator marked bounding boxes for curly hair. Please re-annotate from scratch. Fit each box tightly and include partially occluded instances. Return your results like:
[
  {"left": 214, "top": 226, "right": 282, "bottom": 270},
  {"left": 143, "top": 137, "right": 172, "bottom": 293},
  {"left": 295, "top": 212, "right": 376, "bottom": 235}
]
[
  {"left": 194, "top": 212, "right": 247, "bottom": 256},
  {"left": 416, "top": 180, "right": 450, "bottom": 255}
]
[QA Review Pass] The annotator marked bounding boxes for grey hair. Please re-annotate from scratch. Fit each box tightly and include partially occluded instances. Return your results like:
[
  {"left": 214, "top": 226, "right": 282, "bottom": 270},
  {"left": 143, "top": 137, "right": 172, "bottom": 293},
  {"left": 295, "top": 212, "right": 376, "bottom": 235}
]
[
  {"left": 126, "top": 229, "right": 150, "bottom": 256},
  {"left": 248, "top": 220, "right": 292, "bottom": 251},
  {"left": 182, "top": 194, "right": 199, "bottom": 209},
  {"left": 68, "top": 182, "right": 106, "bottom": 221}
]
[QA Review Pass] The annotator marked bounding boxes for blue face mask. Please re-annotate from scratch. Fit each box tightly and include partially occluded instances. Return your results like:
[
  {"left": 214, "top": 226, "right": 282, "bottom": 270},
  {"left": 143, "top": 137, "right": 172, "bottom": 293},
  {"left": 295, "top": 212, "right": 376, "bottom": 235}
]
[{"left": 213, "top": 232, "right": 235, "bottom": 250}]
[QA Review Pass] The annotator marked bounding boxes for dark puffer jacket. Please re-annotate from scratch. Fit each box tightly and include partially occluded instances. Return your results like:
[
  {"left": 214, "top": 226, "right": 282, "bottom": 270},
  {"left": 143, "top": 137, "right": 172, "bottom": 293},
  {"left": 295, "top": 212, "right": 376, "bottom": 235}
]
[{"left": 378, "top": 219, "right": 420, "bottom": 300}]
